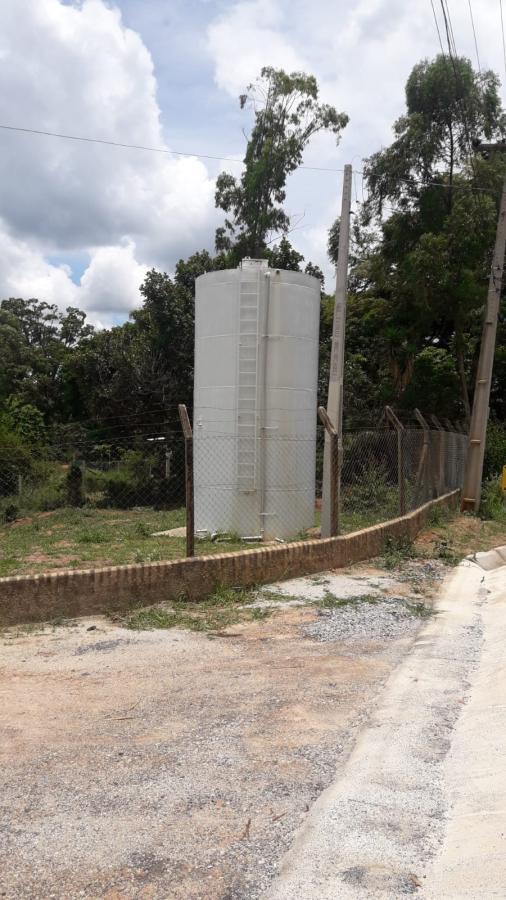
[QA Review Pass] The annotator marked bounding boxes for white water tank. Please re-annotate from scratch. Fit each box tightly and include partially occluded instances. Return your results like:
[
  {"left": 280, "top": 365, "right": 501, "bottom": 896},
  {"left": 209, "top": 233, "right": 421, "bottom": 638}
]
[{"left": 194, "top": 259, "right": 320, "bottom": 540}]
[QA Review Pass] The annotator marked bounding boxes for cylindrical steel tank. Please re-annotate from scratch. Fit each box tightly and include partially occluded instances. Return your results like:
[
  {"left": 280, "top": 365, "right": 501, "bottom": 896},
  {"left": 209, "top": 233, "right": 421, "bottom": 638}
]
[{"left": 194, "top": 258, "right": 320, "bottom": 540}]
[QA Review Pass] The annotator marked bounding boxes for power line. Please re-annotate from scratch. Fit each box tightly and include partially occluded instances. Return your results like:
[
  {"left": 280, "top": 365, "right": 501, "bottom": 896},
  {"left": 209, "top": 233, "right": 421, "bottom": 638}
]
[
  {"left": 0, "top": 123, "right": 347, "bottom": 175},
  {"left": 430, "top": 0, "right": 446, "bottom": 55},
  {"left": 467, "top": 0, "right": 481, "bottom": 73},
  {"left": 500, "top": 0, "right": 506, "bottom": 90},
  {"left": 0, "top": 120, "right": 498, "bottom": 197},
  {"left": 442, "top": 0, "right": 458, "bottom": 57},
  {"left": 436, "top": 0, "right": 488, "bottom": 226}
]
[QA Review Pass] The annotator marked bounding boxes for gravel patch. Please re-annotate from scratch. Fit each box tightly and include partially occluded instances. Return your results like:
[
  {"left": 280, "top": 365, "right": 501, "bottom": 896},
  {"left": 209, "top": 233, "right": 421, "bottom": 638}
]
[{"left": 303, "top": 598, "right": 426, "bottom": 644}]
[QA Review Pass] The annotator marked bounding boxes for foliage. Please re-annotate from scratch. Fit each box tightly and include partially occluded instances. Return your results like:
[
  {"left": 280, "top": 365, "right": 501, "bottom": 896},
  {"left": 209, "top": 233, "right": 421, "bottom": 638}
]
[
  {"left": 479, "top": 478, "right": 506, "bottom": 521},
  {"left": 364, "top": 55, "right": 505, "bottom": 216},
  {"left": 215, "top": 66, "right": 348, "bottom": 260},
  {"left": 339, "top": 54, "right": 506, "bottom": 422},
  {"left": 66, "top": 463, "right": 84, "bottom": 508},
  {"left": 3, "top": 396, "right": 46, "bottom": 446},
  {"left": 483, "top": 422, "right": 506, "bottom": 479},
  {"left": 402, "top": 347, "right": 462, "bottom": 419},
  {"left": 0, "top": 424, "right": 33, "bottom": 497},
  {"left": 0, "top": 298, "right": 93, "bottom": 420},
  {"left": 378, "top": 536, "right": 422, "bottom": 570}
]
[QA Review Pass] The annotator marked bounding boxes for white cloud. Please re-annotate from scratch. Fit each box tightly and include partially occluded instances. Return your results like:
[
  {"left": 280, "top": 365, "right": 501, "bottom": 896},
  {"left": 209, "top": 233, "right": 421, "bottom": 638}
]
[
  {"left": 0, "top": 218, "right": 148, "bottom": 328},
  {"left": 0, "top": 0, "right": 217, "bottom": 321},
  {"left": 207, "top": 0, "right": 309, "bottom": 97},
  {"left": 79, "top": 243, "right": 148, "bottom": 320},
  {"left": 0, "top": 219, "right": 78, "bottom": 307}
]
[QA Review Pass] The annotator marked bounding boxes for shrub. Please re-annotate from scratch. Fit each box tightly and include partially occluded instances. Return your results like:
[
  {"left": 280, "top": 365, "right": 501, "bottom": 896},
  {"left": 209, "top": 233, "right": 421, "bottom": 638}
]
[
  {"left": 66, "top": 463, "right": 84, "bottom": 508},
  {"left": 484, "top": 423, "right": 506, "bottom": 481},
  {"left": 342, "top": 462, "right": 398, "bottom": 515},
  {"left": 480, "top": 478, "right": 506, "bottom": 521},
  {"left": 0, "top": 425, "right": 33, "bottom": 497},
  {"left": 102, "top": 474, "right": 154, "bottom": 508},
  {"left": 1, "top": 502, "right": 18, "bottom": 524},
  {"left": 23, "top": 461, "right": 66, "bottom": 511}
]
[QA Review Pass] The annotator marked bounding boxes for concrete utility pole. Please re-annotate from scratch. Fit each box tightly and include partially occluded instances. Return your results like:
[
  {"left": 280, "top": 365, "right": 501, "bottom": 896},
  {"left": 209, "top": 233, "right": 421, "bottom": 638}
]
[
  {"left": 462, "top": 148, "right": 506, "bottom": 512},
  {"left": 321, "top": 164, "right": 352, "bottom": 537}
]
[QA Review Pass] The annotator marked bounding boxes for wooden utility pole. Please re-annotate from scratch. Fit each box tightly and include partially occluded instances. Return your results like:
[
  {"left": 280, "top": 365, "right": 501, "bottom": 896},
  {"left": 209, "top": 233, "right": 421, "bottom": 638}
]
[
  {"left": 321, "top": 164, "right": 352, "bottom": 537},
  {"left": 462, "top": 154, "right": 506, "bottom": 512}
]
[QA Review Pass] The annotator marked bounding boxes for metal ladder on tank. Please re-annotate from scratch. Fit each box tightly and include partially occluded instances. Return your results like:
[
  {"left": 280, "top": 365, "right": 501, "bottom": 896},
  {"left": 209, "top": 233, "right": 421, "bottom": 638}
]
[{"left": 236, "top": 271, "right": 260, "bottom": 492}]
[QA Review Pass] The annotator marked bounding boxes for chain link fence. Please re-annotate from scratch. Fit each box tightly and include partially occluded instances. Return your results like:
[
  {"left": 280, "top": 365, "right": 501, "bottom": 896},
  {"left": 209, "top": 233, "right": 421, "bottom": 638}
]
[
  {"left": 0, "top": 412, "right": 467, "bottom": 576},
  {"left": 339, "top": 426, "right": 466, "bottom": 534}
]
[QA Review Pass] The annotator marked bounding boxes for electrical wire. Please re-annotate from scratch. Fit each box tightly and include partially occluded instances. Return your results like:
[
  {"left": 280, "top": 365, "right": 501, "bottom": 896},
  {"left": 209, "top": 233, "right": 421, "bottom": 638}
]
[
  {"left": 0, "top": 123, "right": 348, "bottom": 175},
  {"left": 468, "top": 0, "right": 481, "bottom": 73},
  {"left": 443, "top": 0, "right": 458, "bottom": 56},
  {"left": 0, "top": 121, "right": 499, "bottom": 195},
  {"left": 430, "top": 0, "right": 446, "bottom": 55},
  {"left": 436, "top": 0, "right": 488, "bottom": 228},
  {"left": 500, "top": 0, "right": 506, "bottom": 91}
]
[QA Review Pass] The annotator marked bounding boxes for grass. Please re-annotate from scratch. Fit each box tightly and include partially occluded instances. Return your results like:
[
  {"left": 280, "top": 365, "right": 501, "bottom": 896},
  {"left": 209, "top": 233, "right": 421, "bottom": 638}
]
[
  {"left": 1, "top": 487, "right": 504, "bottom": 579},
  {"left": 316, "top": 591, "right": 379, "bottom": 609},
  {"left": 414, "top": 496, "right": 506, "bottom": 563},
  {"left": 118, "top": 584, "right": 272, "bottom": 633},
  {"left": 0, "top": 506, "right": 260, "bottom": 578}
]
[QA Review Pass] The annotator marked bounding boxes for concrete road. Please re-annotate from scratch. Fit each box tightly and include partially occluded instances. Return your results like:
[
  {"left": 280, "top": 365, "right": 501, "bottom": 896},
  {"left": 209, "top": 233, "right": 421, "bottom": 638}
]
[{"left": 265, "top": 549, "right": 506, "bottom": 899}]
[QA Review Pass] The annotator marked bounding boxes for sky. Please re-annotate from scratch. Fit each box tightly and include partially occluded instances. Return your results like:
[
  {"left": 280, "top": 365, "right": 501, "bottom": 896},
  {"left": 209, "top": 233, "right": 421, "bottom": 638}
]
[{"left": 0, "top": 0, "right": 505, "bottom": 327}]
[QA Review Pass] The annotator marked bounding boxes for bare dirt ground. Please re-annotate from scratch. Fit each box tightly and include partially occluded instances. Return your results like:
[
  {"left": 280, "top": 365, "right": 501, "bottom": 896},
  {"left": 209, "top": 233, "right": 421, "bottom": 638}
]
[{"left": 0, "top": 561, "right": 441, "bottom": 900}]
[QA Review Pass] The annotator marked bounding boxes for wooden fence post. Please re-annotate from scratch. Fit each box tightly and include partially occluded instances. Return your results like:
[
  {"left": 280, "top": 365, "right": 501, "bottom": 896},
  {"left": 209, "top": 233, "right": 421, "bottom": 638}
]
[
  {"left": 178, "top": 404, "right": 194, "bottom": 558},
  {"left": 385, "top": 406, "right": 406, "bottom": 516},
  {"left": 318, "top": 407, "right": 339, "bottom": 536},
  {"left": 413, "top": 408, "right": 432, "bottom": 504},
  {"left": 430, "top": 415, "right": 446, "bottom": 495}
]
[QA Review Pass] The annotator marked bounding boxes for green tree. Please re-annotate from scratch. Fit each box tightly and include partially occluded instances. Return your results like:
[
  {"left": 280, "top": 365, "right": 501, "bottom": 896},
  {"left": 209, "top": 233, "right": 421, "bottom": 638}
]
[
  {"left": 0, "top": 298, "right": 94, "bottom": 421},
  {"left": 364, "top": 55, "right": 505, "bottom": 217},
  {"left": 174, "top": 250, "right": 230, "bottom": 296},
  {"left": 352, "top": 55, "right": 506, "bottom": 419},
  {"left": 3, "top": 397, "right": 46, "bottom": 446},
  {"left": 266, "top": 235, "right": 304, "bottom": 270},
  {"left": 215, "top": 66, "right": 348, "bottom": 261}
]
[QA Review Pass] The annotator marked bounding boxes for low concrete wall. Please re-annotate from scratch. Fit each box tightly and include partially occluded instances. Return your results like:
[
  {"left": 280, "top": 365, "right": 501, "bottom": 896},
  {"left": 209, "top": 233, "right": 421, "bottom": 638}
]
[{"left": 0, "top": 490, "right": 460, "bottom": 627}]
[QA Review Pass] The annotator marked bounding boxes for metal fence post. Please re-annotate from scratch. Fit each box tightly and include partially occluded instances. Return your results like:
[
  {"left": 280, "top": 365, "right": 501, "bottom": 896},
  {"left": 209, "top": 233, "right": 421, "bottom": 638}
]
[
  {"left": 178, "top": 404, "right": 194, "bottom": 558},
  {"left": 318, "top": 407, "right": 339, "bottom": 536},
  {"left": 385, "top": 406, "right": 406, "bottom": 516}
]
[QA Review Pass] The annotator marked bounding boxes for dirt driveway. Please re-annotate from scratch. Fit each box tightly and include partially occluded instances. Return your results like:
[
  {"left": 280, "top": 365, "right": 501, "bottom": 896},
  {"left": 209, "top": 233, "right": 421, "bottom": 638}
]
[{"left": 0, "top": 562, "right": 445, "bottom": 899}]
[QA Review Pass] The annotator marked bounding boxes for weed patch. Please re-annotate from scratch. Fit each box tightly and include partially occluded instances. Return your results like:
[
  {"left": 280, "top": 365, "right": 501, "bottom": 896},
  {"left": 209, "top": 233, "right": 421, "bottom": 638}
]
[
  {"left": 316, "top": 591, "right": 380, "bottom": 609},
  {"left": 118, "top": 583, "right": 272, "bottom": 633},
  {"left": 426, "top": 505, "right": 453, "bottom": 528},
  {"left": 433, "top": 537, "right": 460, "bottom": 566},
  {"left": 403, "top": 600, "right": 434, "bottom": 619},
  {"left": 378, "top": 536, "right": 423, "bottom": 570},
  {"left": 480, "top": 479, "right": 506, "bottom": 522}
]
